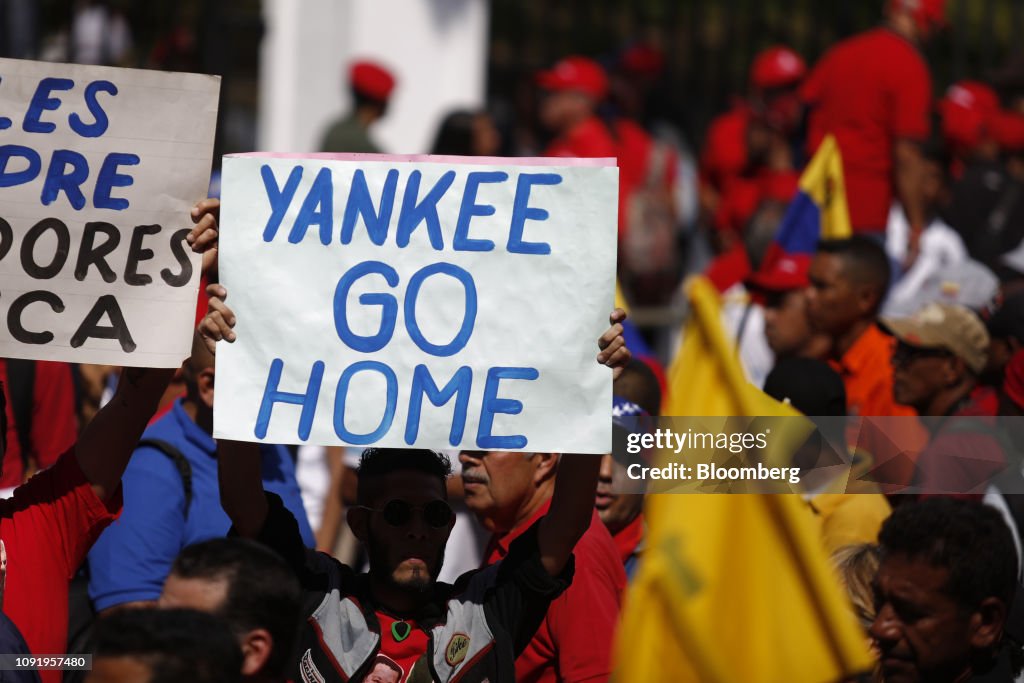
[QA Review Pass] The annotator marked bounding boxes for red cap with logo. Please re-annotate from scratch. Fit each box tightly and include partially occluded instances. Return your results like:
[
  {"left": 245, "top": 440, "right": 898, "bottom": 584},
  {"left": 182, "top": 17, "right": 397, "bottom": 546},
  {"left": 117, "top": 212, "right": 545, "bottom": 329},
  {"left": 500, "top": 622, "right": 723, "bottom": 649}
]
[
  {"left": 746, "top": 253, "right": 812, "bottom": 292},
  {"left": 536, "top": 56, "right": 609, "bottom": 100},
  {"left": 749, "top": 46, "right": 806, "bottom": 90},
  {"left": 349, "top": 60, "right": 396, "bottom": 102}
]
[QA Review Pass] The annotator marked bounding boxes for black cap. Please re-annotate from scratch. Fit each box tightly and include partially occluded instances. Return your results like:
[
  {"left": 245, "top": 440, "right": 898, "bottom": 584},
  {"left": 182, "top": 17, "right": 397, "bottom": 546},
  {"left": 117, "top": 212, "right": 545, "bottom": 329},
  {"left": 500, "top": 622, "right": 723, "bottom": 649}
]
[{"left": 763, "top": 357, "right": 847, "bottom": 417}]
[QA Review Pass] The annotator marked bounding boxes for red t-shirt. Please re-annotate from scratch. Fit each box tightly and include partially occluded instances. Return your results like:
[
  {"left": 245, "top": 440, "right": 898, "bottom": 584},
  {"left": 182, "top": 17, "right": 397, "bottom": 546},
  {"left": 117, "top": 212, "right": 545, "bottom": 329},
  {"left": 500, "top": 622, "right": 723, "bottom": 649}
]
[
  {"left": 611, "top": 514, "right": 644, "bottom": 566},
  {"left": 1, "top": 447, "right": 121, "bottom": 683},
  {"left": 544, "top": 116, "right": 618, "bottom": 160},
  {"left": 0, "top": 360, "right": 79, "bottom": 489},
  {"left": 484, "top": 501, "right": 625, "bottom": 683},
  {"left": 371, "top": 613, "right": 428, "bottom": 682},
  {"left": 802, "top": 28, "right": 932, "bottom": 232}
]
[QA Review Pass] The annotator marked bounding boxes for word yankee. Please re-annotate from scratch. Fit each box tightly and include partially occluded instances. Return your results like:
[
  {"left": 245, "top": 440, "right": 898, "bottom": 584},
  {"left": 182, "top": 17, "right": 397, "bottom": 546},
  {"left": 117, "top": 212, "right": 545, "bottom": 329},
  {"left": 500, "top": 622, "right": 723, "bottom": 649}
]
[{"left": 259, "top": 163, "right": 562, "bottom": 255}]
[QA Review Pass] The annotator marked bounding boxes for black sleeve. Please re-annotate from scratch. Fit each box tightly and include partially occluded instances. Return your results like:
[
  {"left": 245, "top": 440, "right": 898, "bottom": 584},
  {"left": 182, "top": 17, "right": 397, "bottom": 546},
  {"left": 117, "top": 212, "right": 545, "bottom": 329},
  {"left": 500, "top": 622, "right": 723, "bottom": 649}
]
[
  {"left": 482, "top": 520, "right": 575, "bottom": 656},
  {"left": 231, "top": 491, "right": 328, "bottom": 588}
]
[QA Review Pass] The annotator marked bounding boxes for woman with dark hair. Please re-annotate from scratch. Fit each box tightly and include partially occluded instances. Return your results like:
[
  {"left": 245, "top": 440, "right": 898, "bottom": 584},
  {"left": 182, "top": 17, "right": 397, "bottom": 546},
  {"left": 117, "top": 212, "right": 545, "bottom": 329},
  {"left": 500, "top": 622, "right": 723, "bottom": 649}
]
[{"left": 431, "top": 110, "right": 500, "bottom": 156}]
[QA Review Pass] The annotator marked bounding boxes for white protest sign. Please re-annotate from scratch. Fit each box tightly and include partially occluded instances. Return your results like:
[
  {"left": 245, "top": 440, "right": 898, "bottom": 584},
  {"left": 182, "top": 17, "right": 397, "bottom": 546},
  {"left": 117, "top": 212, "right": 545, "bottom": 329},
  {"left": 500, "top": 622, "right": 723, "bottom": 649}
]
[
  {"left": 0, "top": 58, "right": 220, "bottom": 366},
  {"left": 214, "top": 154, "right": 617, "bottom": 453}
]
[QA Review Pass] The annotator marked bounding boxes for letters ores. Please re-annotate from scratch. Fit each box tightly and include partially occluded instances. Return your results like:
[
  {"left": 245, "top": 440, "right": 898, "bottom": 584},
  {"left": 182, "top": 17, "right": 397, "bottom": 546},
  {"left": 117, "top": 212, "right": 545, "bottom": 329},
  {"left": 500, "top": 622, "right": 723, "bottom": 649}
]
[
  {"left": 0, "top": 75, "right": 189, "bottom": 352},
  {"left": 0, "top": 216, "right": 194, "bottom": 353},
  {"left": 253, "top": 163, "right": 565, "bottom": 449}
]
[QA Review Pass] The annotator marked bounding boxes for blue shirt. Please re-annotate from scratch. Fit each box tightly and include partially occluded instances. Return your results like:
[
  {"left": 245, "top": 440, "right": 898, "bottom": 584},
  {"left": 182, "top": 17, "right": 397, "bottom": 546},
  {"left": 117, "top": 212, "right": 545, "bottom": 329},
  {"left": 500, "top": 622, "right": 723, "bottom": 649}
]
[{"left": 87, "top": 399, "right": 315, "bottom": 611}]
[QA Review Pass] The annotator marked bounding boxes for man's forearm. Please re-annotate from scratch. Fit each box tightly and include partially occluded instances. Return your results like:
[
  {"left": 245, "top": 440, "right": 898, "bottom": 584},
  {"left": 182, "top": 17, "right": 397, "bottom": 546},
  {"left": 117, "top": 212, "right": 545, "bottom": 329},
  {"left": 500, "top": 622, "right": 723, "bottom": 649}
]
[
  {"left": 895, "top": 139, "right": 928, "bottom": 233},
  {"left": 539, "top": 453, "right": 602, "bottom": 576},
  {"left": 218, "top": 439, "right": 269, "bottom": 538},
  {"left": 76, "top": 367, "right": 176, "bottom": 501}
]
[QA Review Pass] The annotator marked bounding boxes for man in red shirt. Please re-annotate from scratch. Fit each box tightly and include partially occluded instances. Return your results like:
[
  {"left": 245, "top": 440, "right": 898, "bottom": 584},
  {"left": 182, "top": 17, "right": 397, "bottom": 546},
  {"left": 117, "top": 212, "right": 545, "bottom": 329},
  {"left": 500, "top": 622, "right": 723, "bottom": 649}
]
[
  {"left": 802, "top": 0, "right": 943, "bottom": 256},
  {"left": 596, "top": 360, "right": 661, "bottom": 581},
  {"left": 537, "top": 56, "right": 617, "bottom": 161},
  {"left": 461, "top": 448, "right": 626, "bottom": 683},
  {"left": 700, "top": 46, "right": 805, "bottom": 291},
  {"left": 1, "top": 378, "right": 177, "bottom": 683},
  {"left": 537, "top": 55, "right": 632, "bottom": 244},
  {"left": 0, "top": 200, "right": 219, "bottom": 683},
  {"left": 700, "top": 45, "right": 806, "bottom": 219}
]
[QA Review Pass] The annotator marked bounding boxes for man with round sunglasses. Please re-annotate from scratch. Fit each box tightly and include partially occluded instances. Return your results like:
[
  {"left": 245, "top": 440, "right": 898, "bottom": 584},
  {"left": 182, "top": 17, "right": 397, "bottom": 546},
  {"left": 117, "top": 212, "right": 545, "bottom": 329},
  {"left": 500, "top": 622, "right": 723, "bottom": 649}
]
[{"left": 201, "top": 284, "right": 632, "bottom": 683}]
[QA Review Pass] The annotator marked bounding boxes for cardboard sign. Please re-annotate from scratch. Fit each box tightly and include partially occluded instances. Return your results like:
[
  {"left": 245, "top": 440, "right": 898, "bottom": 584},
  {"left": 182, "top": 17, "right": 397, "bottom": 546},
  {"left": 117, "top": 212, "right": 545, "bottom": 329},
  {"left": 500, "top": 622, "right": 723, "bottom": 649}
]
[
  {"left": 214, "top": 153, "right": 618, "bottom": 453},
  {"left": 0, "top": 58, "right": 220, "bottom": 366}
]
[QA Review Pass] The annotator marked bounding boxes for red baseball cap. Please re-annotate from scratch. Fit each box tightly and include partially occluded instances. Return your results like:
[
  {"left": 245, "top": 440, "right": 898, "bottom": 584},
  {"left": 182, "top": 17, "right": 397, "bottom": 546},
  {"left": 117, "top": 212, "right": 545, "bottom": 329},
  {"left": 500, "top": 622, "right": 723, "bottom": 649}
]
[
  {"left": 536, "top": 56, "right": 609, "bottom": 100},
  {"left": 749, "top": 47, "right": 806, "bottom": 90},
  {"left": 746, "top": 253, "right": 812, "bottom": 293},
  {"left": 349, "top": 60, "right": 396, "bottom": 102},
  {"left": 939, "top": 81, "right": 999, "bottom": 150}
]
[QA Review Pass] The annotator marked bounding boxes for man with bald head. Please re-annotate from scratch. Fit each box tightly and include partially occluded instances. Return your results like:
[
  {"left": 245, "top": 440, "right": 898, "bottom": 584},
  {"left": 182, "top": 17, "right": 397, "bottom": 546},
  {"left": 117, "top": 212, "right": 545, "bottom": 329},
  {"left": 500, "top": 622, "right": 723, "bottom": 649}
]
[{"left": 86, "top": 336, "right": 314, "bottom": 615}]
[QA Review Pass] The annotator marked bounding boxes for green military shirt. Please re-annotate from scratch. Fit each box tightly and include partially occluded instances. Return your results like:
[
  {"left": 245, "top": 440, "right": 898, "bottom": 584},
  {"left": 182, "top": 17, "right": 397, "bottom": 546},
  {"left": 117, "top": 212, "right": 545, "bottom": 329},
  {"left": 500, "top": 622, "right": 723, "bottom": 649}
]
[{"left": 319, "top": 114, "right": 379, "bottom": 153}]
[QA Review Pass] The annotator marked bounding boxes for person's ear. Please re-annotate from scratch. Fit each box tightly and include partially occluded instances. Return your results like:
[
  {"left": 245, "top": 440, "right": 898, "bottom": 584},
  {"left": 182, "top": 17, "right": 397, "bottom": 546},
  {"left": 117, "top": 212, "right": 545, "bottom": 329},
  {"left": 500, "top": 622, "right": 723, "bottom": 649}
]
[
  {"left": 197, "top": 367, "right": 215, "bottom": 409},
  {"left": 532, "top": 453, "right": 560, "bottom": 485},
  {"left": 855, "top": 282, "right": 879, "bottom": 317},
  {"left": 943, "top": 356, "right": 965, "bottom": 386},
  {"left": 238, "top": 628, "right": 273, "bottom": 677},
  {"left": 968, "top": 597, "right": 1007, "bottom": 650},
  {"left": 347, "top": 506, "right": 370, "bottom": 543}
]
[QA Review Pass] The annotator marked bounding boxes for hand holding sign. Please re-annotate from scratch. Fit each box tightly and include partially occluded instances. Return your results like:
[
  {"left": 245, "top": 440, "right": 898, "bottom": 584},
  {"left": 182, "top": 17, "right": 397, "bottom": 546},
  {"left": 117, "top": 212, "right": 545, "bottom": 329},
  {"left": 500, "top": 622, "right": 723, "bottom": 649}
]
[
  {"left": 188, "top": 198, "right": 221, "bottom": 274},
  {"left": 598, "top": 308, "right": 629, "bottom": 380}
]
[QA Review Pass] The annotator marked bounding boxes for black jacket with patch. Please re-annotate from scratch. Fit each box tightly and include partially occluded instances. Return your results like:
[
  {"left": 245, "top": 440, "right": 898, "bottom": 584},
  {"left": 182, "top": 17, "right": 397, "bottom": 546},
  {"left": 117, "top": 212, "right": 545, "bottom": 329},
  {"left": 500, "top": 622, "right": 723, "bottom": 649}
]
[{"left": 252, "top": 493, "right": 573, "bottom": 683}]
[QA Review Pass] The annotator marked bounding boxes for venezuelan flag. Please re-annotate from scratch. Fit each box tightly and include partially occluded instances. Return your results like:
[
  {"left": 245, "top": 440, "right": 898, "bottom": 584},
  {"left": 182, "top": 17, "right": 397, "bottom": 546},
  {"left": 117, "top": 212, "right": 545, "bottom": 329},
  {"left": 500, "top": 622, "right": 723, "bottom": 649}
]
[
  {"left": 762, "top": 134, "right": 852, "bottom": 267},
  {"left": 612, "top": 276, "right": 873, "bottom": 683}
]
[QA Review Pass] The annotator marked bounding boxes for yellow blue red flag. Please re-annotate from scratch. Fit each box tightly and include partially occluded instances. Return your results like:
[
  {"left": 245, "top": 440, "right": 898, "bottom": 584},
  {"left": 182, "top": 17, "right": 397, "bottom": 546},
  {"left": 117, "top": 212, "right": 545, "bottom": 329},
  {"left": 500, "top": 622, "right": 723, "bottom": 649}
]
[{"left": 759, "top": 133, "right": 852, "bottom": 275}]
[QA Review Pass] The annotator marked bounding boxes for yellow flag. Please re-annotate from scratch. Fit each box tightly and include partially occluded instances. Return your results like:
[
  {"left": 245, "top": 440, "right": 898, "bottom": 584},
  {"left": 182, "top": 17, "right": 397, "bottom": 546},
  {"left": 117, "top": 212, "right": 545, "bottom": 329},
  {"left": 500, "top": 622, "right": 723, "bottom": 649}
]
[
  {"left": 613, "top": 276, "right": 872, "bottom": 683},
  {"left": 663, "top": 277, "right": 794, "bottom": 417},
  {"left": 801, "top": 134, "right": 852, "bottom": 240}
]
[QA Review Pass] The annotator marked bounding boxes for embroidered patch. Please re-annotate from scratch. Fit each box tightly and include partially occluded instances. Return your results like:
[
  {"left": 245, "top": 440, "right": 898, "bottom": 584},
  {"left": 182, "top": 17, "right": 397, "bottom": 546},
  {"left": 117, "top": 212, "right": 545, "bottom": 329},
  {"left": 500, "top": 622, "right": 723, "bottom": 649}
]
[
  {"left": 300, "top": 649, "right": 326, "bottom": 683},
  {"left": 445, "top": 633, "right": 471, "bottom": 667}
]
